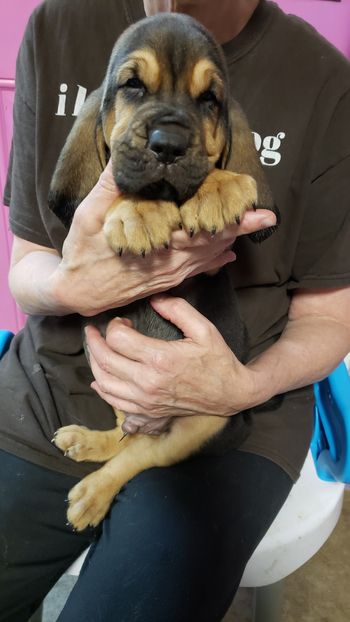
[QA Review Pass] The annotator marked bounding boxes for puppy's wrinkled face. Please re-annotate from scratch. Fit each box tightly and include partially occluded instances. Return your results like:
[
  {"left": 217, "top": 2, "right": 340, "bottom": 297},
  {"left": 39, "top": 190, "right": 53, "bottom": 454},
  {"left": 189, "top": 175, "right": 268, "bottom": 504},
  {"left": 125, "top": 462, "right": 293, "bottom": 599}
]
[{"left": 101, "top": 14, "right": 230, "bottom": 204}]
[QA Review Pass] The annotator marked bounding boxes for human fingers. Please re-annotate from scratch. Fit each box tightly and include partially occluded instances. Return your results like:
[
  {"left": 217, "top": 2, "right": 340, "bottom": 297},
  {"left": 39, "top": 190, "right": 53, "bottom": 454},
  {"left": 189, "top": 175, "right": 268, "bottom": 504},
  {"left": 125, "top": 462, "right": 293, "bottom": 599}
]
[
  {"left": 236, "top": 208, "right": 277, "bottom": 236},
  {"left": 85, "top": 324, "right": 143, "bottom": 381},
  {"left": 150, "top": 294, "right": 218, "bottom": 343},
  {"left": 187, "top": 248, "right": 236, "bottom": 277},
  {"left": 90, "top": 380, "right": 143, "bottom": 414},
  {"left": 99, "top": 318, "right": 169, "bottom": 364},
  {"left": 170, "top": 208, "right": 276, "bottom": 249},
  {"left": 72, "top": 161, "right": 121, "bottom": 234}
]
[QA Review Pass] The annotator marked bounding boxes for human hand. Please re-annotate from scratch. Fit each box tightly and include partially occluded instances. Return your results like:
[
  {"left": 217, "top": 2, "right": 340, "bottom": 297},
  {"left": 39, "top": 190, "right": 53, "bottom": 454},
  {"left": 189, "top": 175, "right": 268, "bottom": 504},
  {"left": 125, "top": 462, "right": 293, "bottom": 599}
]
[
  {"left": 86, "top": 295, "right": 258, "bottom": 435},
  {"left": 51, "top": 162, "right": 276, "bottom": 316}
]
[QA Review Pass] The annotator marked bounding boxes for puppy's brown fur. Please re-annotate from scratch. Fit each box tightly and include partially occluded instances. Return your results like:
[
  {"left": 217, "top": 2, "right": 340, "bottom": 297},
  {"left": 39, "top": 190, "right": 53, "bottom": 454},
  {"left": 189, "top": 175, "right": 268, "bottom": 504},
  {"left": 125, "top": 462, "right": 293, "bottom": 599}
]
[{"left": 50, "top": 14, "right": 277, "bottom": 531}]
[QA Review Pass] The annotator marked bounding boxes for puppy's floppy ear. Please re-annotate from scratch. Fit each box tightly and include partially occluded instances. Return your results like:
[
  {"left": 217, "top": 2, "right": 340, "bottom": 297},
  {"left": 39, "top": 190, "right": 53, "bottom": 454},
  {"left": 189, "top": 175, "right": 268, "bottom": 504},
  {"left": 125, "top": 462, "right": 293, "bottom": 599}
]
[
  {"left": 48, "top": 86, "right": 108, "bottom": 228},
  {"left": 222, "top": 99, "right": 280, "bottom": 242}
]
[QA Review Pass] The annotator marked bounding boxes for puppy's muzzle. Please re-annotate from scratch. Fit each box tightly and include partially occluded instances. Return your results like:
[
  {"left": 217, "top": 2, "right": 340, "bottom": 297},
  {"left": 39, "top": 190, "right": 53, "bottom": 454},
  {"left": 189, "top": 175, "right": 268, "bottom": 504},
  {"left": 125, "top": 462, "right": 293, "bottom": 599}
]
[{"left": 148, "top": 123, "right": 190, "bottom": 164}]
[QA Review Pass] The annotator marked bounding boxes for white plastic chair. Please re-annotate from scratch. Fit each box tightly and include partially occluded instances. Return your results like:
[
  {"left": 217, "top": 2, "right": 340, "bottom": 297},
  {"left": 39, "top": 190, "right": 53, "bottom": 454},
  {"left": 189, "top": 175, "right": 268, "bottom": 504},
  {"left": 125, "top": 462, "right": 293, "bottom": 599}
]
[
  {"left": 238, "top": 360, "right": 350, "bottom": 621},
  {"left": 240, "top": 450, "right": 345, "bottom": 621}
]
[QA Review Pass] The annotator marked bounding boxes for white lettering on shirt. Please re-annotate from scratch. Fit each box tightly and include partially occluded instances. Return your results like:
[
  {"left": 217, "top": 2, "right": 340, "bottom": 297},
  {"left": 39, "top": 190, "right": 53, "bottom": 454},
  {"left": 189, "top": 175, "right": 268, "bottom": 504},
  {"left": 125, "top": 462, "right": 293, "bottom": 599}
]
[
  {"left": 253, "top": 131, "right": 286, "bottom": 167},
  {"left": 72, "top": 85, "right": 88, "bottom": 117},
  {"left": 54, "top": 85, "right": 286, "bottom": 166},
  {"left": 55, "top": 83, "right": 68, "bottom": 116},
  {"left": 55, "top": 84, "right": 88, "bottom": 117}
]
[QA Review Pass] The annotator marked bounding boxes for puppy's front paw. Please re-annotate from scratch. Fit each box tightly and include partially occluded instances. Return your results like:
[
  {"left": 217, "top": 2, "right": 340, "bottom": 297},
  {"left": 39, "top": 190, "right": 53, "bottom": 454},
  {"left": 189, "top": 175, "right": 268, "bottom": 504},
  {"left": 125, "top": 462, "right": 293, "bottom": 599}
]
[
  {"left": 180, "top": 169, "right": 257, "bottom": 236},
  {"left": 67, "top": 472, "right": 118, "bottom": 531},
  {"left": 104, "top": 197, "right": 181, "bottom": 256}
]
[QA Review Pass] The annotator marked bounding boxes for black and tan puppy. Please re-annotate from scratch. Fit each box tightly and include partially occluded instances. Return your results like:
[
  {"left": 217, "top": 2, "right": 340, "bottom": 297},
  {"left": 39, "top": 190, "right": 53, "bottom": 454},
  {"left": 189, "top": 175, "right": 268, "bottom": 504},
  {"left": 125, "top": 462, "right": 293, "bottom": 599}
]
[{"left": 50, "top": 13, "right": 278, "bottom": 531}]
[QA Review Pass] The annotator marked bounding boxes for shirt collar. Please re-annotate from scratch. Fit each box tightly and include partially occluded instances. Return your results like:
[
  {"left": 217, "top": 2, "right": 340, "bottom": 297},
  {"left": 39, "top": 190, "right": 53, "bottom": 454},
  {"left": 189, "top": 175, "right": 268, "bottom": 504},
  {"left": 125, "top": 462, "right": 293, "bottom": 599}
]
[{"left": 122, "top": 0, "right": 276, "bottom": 63}]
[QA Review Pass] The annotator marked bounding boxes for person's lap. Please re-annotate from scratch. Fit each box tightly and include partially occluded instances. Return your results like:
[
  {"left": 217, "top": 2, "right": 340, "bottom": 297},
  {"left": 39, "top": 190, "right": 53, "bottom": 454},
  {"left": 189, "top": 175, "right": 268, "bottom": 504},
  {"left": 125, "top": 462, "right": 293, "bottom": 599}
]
[{"left": 0, "top": 447, "right": 293, "bottom": 622}]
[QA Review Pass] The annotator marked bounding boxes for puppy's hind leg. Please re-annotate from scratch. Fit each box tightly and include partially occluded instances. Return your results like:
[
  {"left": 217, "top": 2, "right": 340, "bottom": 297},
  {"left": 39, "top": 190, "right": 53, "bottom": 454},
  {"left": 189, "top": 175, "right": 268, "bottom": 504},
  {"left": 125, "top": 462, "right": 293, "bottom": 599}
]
[
  {"left": 53, "top": 410, "right": 130, "bottom": 463},
  {"left": 66, "top": 414, "right": 226, "bottom": 531}
]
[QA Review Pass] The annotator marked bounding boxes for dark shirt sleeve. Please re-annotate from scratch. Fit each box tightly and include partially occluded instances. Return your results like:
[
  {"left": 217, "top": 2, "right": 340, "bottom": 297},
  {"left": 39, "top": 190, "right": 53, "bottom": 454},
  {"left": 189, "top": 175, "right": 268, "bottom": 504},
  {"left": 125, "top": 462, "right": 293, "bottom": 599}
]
[
  {"left": 5, "top": 12, "right": 53, "bottom": 248},
  {"left": 288, "top": 89, "right": 350, "bottom": 290}
]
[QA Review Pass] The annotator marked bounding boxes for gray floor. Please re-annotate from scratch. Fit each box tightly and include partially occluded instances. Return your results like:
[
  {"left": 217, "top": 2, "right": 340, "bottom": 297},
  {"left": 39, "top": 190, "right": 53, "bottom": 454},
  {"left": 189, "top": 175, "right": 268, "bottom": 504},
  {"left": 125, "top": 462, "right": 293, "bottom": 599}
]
[
  {"left": 41, "top": 575, "right": 77, "bottom": 621},
  {"left": 36, "top": 491, "right": 350, "bottom": 622}
]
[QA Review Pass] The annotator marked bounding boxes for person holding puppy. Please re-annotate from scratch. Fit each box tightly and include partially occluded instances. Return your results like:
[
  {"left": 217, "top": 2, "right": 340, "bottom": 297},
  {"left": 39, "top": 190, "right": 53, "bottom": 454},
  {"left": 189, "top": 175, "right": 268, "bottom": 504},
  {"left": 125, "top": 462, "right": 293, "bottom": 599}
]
[{"left": 1, "top": 1, "right": 350, "bottom": 621}]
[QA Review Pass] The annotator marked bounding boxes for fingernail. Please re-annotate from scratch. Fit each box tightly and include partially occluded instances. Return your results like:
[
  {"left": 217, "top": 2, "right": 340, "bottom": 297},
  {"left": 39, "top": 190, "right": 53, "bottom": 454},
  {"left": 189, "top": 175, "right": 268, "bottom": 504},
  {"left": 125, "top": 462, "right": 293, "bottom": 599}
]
[
  {"left": 110, "top": 316, "right": 130, "bottom": 327},
  {"left": 152, "top": 294, "right": 167, "bottom": 303},
  {"left": 222, "top": 251, "right": 236, "bottom": 264},
  {"left": 261, "top": 217, "right": 276, "bottom": 228}
]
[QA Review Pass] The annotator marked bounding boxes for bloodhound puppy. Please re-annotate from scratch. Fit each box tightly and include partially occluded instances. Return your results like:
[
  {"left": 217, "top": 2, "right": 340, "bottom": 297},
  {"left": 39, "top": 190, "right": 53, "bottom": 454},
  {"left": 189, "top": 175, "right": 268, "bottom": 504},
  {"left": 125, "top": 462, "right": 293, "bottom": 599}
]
[{"left": 50, "top": 13, "right": 278, "bottom": 531}]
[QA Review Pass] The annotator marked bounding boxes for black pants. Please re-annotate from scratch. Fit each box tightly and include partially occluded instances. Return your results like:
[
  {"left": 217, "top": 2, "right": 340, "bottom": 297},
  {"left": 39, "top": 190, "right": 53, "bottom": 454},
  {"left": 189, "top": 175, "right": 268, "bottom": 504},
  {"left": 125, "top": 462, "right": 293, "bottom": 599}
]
[{"left": 0, "top": 448, "right": 293, "bottom": 622}]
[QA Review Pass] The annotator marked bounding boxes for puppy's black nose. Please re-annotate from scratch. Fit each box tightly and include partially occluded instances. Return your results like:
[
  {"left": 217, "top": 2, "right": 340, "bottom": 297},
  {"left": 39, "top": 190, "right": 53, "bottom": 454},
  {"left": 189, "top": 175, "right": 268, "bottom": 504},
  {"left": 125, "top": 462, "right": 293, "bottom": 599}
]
[{"left": 148, "top": 125, "right": 189, "bottom": 164}]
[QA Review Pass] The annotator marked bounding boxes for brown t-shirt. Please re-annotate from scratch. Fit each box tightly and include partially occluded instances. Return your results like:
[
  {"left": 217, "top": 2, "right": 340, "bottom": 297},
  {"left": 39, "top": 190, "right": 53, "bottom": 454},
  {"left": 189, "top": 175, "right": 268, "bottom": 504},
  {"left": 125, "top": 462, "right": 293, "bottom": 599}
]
[{"left": 1, "top": 0, "right": 350, "bottom": 481}]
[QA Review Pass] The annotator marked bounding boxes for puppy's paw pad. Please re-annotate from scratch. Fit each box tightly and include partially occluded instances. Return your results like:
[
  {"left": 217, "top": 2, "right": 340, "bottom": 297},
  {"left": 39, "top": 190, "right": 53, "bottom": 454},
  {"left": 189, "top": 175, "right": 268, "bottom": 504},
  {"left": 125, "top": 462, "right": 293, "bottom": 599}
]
[
  {"left": 140, "top": 202, "right": 182, "bottom": 249},
  {"left": 220, "top": 173, "right": 258, "bottom": 224},
  {"left": 104, "top": 198, "right": 180, "bottom": 255},
  {"left": 104, "top": 199, "right": 152, "bottom": 256},
  {"left": 53, "top": 425, "right": 92, "bottom": 462},
  {"left": 67, "top": 479, "right": 115, "bottom": 531},
  {"left": 180, "top": 170, "right": 257, "bottom": 234}
]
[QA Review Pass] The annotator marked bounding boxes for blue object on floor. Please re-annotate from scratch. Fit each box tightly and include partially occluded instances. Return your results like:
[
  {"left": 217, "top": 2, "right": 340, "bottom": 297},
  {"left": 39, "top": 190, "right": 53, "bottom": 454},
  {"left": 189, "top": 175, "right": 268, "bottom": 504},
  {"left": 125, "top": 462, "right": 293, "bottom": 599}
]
[
  {"left": 312, "top": 361, "right": 350, "bottom": 483},
  {"left": 0, "top": 329, "right": 14, "bottom": 358}
]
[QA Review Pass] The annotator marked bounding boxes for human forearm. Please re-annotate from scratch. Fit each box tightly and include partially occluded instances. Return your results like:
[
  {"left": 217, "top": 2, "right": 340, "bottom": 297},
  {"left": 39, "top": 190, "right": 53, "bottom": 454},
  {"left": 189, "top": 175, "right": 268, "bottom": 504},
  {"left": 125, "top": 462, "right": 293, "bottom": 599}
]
[
  {"left": 246, "top": 315, "right": 350, "bottom": 407},
  {"left": 9, "top": 249, "right": 72, "bottom": 315}
]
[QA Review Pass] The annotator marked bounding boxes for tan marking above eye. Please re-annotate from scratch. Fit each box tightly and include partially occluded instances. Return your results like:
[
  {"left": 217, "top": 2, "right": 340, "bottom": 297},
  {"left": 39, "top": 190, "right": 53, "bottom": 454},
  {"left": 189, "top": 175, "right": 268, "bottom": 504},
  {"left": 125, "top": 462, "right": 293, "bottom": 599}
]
[
  {"left": 109, "top": 100, "right": 135, "bottom": 146},
  {"left": 116, "top": 48, "right": 161, "bottom": 93},
  {"left": 190, "top": 59, "right": 224, "bottom": 101}
]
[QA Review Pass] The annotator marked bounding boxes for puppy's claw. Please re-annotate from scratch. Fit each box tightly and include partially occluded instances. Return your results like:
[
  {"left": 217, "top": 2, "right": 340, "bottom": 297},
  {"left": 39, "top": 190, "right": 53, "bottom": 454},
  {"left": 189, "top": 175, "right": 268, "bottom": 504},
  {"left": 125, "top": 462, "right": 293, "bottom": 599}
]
[
  {"left": 189, "top": 228, "right": 195, "bottom": 238},
  {"left": 211, "top": 226, "right": 217, "bottom": 237},
  {"left": 118, "top": 248, "right": 123, "bottom": 257},
  {"left": 163, "top": 242, "right": 169, "bottom": 250},
  {"left": 141, "top": 249, "right": 146, "bottom": 258},
  {"left": 235, "top": 215, "right": 241, "bottom": 225}
]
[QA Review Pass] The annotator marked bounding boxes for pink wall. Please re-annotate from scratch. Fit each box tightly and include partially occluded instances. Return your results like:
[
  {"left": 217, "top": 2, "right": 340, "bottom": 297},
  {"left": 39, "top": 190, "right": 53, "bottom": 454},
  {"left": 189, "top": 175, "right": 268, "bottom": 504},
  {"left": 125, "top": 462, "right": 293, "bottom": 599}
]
[
  {"left": 277, "top": 0, "right": 350, "bottom": 58},
  {"left": 0, "top": 0, "right": 41, "bottom": 332},
  {"left": 0, "top": 0, "right": 350, "bottom": 332}
]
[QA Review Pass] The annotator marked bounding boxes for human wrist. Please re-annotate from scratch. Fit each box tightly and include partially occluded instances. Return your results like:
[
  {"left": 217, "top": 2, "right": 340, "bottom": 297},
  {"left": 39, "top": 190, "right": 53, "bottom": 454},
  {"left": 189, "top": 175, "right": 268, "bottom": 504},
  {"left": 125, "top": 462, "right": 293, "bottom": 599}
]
[
  {"left": 45, "top": 267, "right": 79, "bottom": 315},
  {"left": 9, "top": 250, "right": 74, "bottom": 316},
  {"left": 225, "top": 361, "right": 273, "bottom": 415}
]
